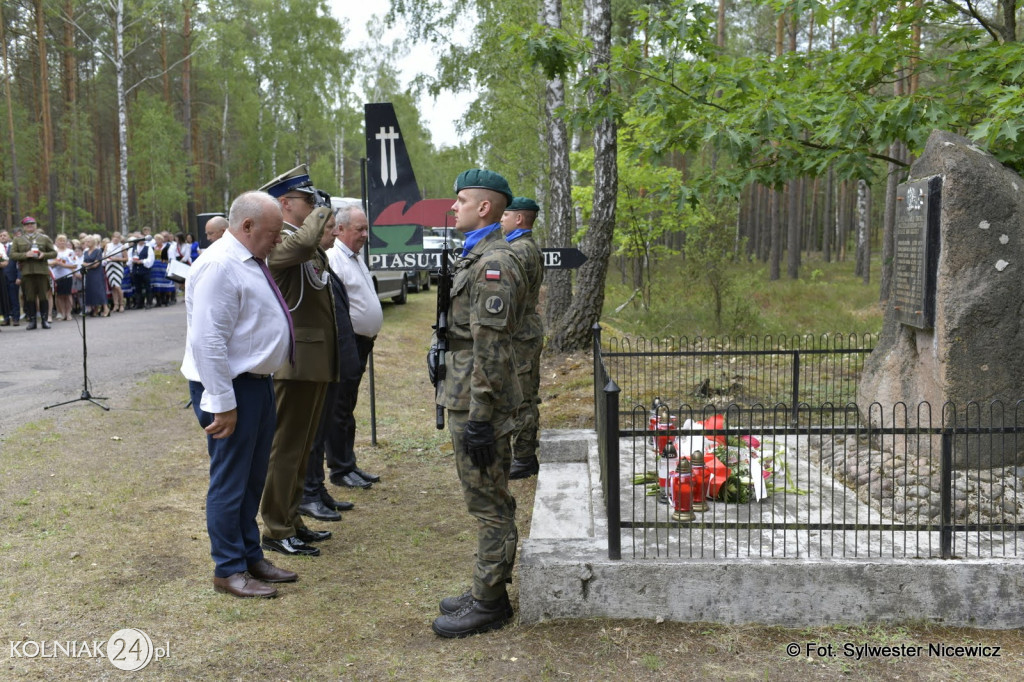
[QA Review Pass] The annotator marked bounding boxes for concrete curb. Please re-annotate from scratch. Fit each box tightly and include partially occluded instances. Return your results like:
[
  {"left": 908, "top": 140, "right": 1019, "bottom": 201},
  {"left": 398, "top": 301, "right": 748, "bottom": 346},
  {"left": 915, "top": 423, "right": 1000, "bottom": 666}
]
[{"left": 519, "top": 429, "right": 1024, "bottom": 628}]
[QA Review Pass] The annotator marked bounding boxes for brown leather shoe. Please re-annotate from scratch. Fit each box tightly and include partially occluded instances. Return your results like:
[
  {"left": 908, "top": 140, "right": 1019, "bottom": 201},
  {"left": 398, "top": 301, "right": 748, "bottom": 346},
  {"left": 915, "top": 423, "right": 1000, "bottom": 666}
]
[
  {"left": 248, "top": 558, "right": 298, "bottom": 583},
  {"left": 213, "top": 572, "right": 278, "bottom": 598}
]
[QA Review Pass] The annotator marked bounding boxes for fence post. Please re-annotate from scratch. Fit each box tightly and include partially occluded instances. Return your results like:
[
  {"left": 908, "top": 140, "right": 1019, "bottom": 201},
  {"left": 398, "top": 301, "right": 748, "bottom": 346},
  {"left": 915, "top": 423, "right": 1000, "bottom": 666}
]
[
  {"left": 604, "top": 379, "right": 621, "bottom": 560},
  {"left": 940, "top": 431, "right": 953, "bottom": 559},
  {"left": 791, "top": 351, "right": 800, "bottom": 424},
  {"left": 592, "top": 323, "right": 602, "bottom": 426}
]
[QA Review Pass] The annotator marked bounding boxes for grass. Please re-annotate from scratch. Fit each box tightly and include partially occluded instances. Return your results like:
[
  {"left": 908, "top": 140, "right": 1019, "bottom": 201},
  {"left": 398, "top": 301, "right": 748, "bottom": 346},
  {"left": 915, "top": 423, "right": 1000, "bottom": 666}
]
[
  {"left": 2, "top": 268, "right": 1024, "bottom": 680},
  {"left": 602, "top": 253, "right": 885, "bottom": 338}
]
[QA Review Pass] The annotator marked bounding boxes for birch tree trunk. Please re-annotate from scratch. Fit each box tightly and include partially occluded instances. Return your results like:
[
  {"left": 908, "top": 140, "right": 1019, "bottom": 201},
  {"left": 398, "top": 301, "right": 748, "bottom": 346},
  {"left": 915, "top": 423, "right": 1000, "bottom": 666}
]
[
  {"left": 549, "top": 0, "right": 616, "bottom": 352},
  {"left": 541, "top": 0, "right": 574, "bottom": 331},
  {"left": 115, "top": 0, "right": 130, "bottom": 233},
  {"left": 63, "top": 0, "right": 78, "bottom": 233},
  {"left": 220, "top": 84, "right": 230, "bottom": 212},
  {"left": 856, "top": 178, "right": 870, "bottom": 284},
  {"left": 182, "top": 0, "right": 196, "bottom": 236}
]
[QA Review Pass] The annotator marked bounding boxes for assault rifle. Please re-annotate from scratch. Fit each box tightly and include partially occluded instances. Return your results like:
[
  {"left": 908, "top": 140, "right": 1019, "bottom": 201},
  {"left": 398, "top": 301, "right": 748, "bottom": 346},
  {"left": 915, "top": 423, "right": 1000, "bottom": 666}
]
[{"left": 432, "top": 236, "right": 452, "bottom": 429}]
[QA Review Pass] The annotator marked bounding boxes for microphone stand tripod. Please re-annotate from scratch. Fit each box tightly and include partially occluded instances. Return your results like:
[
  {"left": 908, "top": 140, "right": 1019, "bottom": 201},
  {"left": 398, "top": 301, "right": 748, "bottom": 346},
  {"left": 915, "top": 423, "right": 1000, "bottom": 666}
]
[{"left": 44, "top": 242, "right": 135, "bottom": 411}]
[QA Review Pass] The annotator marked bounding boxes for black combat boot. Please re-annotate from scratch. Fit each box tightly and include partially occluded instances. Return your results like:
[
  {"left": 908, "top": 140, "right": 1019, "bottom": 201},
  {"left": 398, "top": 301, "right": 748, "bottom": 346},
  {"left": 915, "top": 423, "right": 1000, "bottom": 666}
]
[
  {"left": 509, "top": 457, "right": 540, "bottom": 480},
  {"left": 39, "top": 300, "right": 51, "bottom": 329},
  {"left": 431, "top": 593, "right": 513, "bottom": 638},
  {"left": 24, "top": 302, "right": 37, "bottom": 330}
]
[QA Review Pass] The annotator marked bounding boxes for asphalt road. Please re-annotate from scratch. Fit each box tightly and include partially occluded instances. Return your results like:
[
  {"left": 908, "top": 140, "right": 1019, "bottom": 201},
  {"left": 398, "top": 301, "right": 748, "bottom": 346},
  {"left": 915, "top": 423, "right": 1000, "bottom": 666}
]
[{"left": 0, "top": 303, "right": 187, "bottom": 438}]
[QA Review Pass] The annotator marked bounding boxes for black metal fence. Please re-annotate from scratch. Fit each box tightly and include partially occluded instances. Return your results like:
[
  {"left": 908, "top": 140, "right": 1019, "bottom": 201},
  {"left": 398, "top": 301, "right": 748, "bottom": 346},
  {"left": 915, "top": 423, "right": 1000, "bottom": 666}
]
[
  {"left": 599, "top": 329, "right": 875, "bottom": 424},
  {"left": 593, "top": 326, "right": 1024, "bottom": 560}
]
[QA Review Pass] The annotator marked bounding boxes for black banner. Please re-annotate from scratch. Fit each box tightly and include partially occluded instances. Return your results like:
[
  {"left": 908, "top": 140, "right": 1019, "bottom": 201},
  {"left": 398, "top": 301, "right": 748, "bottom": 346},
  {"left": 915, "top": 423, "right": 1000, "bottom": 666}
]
[{"left": 369, "top": 247, "right": 587, "bottom": 272}]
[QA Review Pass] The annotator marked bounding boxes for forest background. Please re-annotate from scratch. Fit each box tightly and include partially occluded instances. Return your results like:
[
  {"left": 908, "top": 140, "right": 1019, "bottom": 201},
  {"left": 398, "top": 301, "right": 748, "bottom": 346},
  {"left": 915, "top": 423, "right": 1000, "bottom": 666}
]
[{"left": 3, "top": 0, "right": 1023, "bottom": 349}]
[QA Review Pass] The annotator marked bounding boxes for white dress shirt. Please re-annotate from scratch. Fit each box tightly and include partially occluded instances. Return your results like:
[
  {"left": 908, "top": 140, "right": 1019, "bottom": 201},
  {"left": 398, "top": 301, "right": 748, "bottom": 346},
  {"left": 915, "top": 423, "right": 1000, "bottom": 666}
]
[
  {"left": 50, "top": 247, "right": 76, "bottom": 280},
  {"left": 180, "top": 230, "right": 291, "bottom": 414},
  {"left": 131, "top": 243, "right": 155, "bottom": 269},
  {"left": 327, "top": 239, "right": 383, "bottom": 338}
]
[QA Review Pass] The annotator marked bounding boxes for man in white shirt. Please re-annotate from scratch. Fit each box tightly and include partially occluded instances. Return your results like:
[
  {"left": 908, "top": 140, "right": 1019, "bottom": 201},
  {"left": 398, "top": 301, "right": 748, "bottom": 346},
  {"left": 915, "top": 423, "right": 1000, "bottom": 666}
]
[
  {"left": 129, "top": 237, "right": 155, "bottom": 309},
  {"left": 181, "top": 190, "right": 298, "bottom": 599},
  {"left": 324, "top": 199, "right": 383, "bottom": 489}
]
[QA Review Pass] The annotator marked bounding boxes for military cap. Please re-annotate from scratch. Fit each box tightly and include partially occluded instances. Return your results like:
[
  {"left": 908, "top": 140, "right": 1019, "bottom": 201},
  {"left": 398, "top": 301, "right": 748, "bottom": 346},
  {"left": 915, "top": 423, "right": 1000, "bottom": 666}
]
[
  {"left": 507, "top": 197, "right": 540, "bottom": 212},
  {"left": 454, "top": 169, "right": 513, "bottom": 204},
  {"left": 21, "top": 215, "right": 37, "bottom": 225},
  {"left": 259, "top": 164, "right": 315, "bottom": 198}
]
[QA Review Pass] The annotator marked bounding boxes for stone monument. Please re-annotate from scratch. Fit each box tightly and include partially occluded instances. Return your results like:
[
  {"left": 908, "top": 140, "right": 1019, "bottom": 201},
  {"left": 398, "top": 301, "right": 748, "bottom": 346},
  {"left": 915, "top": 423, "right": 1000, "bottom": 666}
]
[{"left": 858, "top": 130, "right": 1024, "bottom": 467}]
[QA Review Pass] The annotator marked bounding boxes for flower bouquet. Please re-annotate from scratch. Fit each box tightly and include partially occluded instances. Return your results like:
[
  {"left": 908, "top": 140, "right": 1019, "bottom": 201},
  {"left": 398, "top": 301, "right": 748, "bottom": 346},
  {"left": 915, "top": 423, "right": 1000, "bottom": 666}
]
[{"left": 698, "top": 415, "right": 804, "bottom": 502}]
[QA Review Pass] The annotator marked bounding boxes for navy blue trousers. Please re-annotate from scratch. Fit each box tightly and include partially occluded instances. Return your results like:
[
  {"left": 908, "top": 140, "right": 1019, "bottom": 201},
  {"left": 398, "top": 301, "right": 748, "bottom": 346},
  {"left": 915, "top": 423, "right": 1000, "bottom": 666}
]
[{"left": 189, "top": 375, "right": 276, "bottom": 578}]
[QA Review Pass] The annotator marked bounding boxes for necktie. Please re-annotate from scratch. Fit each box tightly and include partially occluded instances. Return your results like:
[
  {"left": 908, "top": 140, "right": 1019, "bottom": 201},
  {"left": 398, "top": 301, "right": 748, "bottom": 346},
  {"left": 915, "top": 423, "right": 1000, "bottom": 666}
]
[{"left": 255, "top": 257, "right": 295, "bottom": 366}]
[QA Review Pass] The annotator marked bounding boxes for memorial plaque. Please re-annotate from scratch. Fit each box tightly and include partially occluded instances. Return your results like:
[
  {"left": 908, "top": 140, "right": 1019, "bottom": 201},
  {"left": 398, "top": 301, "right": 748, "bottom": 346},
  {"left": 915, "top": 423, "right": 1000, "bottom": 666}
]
[{"left": 892, "top": 176, "right": 941, "bottom": 329}]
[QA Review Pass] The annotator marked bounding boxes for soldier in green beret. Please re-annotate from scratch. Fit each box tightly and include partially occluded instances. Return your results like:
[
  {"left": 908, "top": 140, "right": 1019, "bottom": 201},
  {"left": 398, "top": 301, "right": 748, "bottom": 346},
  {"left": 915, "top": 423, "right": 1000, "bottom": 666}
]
[
  {"left": 501, "top": 197, "right": 545, "bottom": 479},
  {"left": 431, "top": 169, "right": 527, "bottom": 638},
  {"left": 8, "top": 216, "right": 56, "bottom": 329}
]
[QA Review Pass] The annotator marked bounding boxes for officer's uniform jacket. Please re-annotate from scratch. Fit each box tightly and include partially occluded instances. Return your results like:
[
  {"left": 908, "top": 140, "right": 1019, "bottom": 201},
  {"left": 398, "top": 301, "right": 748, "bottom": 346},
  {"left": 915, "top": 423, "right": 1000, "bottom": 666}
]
[
  {"left": 9, "top": 232, "right": 57, "bottom": 276},
  {"left": 438, "top": 226, "right": 526, "bottom": 426},
  {"left": 267, "top": 205, "right": 338, "bottom": 383},
  {"left": 507, "top": 231, "right": 544, "bottom": 369}
]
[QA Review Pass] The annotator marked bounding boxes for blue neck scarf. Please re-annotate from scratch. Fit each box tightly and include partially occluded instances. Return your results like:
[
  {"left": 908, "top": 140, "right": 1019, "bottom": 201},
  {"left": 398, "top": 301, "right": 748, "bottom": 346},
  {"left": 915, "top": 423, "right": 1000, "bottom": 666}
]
[
  {"left": 461, "top": 222, "right": 500, "bottom": 257},
  {"left": 505, "top": 228, "right": 531, "bottom": 243}
]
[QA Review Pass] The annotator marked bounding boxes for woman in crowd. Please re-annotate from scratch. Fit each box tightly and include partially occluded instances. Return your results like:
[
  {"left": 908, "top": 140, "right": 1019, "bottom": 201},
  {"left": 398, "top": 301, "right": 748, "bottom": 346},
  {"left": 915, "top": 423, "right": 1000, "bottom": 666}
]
[
  {"left": 49, "top": 234, "right": 76, "bottom": 322},
  {"left": 103, "top": 231, "right": 129, "bottom": 312},
  {"left": 170, "top": 232, "right": 191, "bottom": 299},
  {"left": 150, "top": 233, "right": 175, "bottom": 307},
  {"left": 0, "top": 235, "right": 9, "bottom": 327},
  {"left": 82, "top": 234, "right": 108, "bottom": 317},
  {"left": 174, "top": 232, "right": 191, "bottom": 265},
  {"left": 120, "top": 233, "right": 136, "bottom": 308}
]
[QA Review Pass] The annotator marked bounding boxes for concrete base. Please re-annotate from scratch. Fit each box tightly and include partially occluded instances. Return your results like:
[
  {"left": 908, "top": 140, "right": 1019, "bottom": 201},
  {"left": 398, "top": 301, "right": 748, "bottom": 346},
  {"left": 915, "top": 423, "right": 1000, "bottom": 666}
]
[{"left": 518, "top": 429, "right": 1024, "bottom": 628}]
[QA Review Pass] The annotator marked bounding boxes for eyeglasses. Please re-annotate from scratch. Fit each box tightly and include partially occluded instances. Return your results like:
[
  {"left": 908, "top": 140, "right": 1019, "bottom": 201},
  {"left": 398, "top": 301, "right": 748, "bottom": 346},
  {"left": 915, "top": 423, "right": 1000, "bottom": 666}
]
[{"left": 283, "top": 194, "right": 315, "bottom": 206}]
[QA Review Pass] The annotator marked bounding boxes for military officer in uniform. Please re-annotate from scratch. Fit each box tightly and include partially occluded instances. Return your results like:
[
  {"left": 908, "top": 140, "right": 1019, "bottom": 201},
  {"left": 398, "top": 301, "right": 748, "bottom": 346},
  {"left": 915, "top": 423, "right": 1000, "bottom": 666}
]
[
  {"left": 8, "top": 216, "right": 56, "bottom": 330},
  {"left": 431, "top": 169, "right": 527, "bottom": 638},
  {"left": 500, "top": 197, "right": 545, "bottom": 479},
  {"left": 258, "top": 165, "right": 339, "bottom": 558}
]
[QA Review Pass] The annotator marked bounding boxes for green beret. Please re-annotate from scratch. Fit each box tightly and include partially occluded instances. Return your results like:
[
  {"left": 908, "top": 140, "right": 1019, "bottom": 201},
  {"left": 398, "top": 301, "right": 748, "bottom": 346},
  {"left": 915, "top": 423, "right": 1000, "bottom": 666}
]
[
  {"left": 507, "top": 197, "right": 540, "bottom": 212},
  {"left": 453, "top": 169, "right": 513, "bottom": 204}
]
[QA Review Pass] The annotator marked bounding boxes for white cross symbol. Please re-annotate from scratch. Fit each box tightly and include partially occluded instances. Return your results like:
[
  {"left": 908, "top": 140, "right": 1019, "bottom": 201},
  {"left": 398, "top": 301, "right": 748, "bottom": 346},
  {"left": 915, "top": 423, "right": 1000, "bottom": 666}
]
[{"left": 376, "top": 126, "right": 400, "bottom": 185}]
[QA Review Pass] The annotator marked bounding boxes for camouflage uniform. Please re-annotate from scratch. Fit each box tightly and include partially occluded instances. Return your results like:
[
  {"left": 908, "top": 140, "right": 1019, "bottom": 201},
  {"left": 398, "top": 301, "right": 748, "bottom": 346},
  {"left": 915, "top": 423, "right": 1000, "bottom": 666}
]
[
  {"left": 507, "top": 231, "right": 544, "bottom": 461},
  {"left": 438, "top": 226, "right": 526, "bottom": 601}
]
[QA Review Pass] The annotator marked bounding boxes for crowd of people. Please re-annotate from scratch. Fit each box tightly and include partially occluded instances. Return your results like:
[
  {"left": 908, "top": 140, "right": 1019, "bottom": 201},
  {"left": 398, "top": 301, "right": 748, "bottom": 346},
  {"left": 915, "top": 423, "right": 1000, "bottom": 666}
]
[{"left": 0, "top": 217, "right": 202, "bottom": 329}]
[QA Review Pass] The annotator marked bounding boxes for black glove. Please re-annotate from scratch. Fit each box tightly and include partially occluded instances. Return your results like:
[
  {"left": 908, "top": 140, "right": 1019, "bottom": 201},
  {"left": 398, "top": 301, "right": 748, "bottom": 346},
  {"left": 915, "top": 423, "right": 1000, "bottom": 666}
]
[
  {"left": 463, "top": 420, "right": 496, "bottom": 469},
  {"left": 427, "top": 346, "right": 438, "bottom": 385},
  {"left": 313, "top": 188, "right": 331, "bottom": 208}
]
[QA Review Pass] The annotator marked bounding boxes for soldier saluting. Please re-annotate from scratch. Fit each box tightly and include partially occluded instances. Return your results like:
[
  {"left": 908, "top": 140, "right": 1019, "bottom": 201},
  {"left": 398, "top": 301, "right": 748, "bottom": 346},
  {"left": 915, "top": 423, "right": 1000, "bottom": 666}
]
[{"left": 430, "top": 169, "right": 527, "bottom": 638}]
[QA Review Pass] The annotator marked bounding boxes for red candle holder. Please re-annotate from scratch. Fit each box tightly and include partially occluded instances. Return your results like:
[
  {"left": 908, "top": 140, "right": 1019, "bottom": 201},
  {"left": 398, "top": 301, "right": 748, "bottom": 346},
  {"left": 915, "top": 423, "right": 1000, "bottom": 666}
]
[
  {"left": 690, "top": 450, "right": 709, "bottom": 512},
  {"left": 669, "top": 457, "right": 694, "bottom": 522}
]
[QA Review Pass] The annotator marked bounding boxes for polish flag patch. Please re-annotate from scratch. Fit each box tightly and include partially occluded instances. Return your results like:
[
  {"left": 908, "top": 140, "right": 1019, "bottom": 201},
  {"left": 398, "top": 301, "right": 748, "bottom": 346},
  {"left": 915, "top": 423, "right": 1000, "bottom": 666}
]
[{"left": 485, "top": 269, "right": 501, "bottom": 281}]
